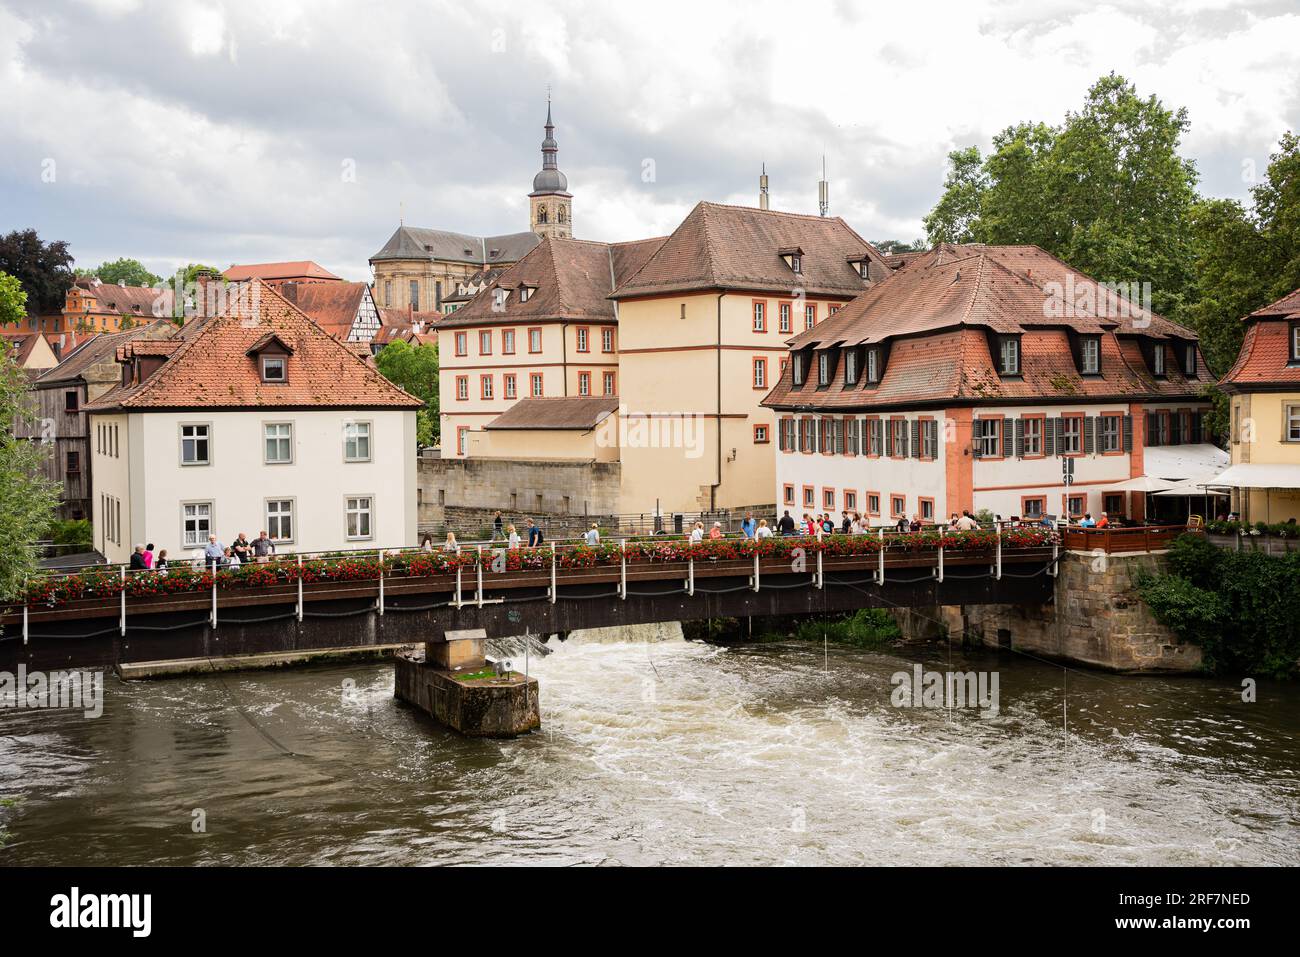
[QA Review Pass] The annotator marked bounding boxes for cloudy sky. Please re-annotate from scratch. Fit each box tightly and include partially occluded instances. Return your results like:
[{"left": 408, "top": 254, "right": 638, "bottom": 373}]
[{"left": 2, "top": 0, "right": 1299, "bottom": 282}]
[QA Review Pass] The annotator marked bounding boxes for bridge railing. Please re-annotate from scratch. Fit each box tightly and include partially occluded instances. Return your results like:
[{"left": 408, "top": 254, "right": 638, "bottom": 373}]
[
  {"left": 4, "top": 526, "right": 1060, "bottom": 622},
  {"left": 1058, "top": 524, "right": 1193, "bottom": 553}
]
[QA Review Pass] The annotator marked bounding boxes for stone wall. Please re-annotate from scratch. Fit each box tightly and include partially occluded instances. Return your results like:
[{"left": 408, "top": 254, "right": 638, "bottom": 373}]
[
  {"left": 963, "top": 550, "right": 1203, "bottom": 673},
  {"left": 418, "top": 455, "right": 622, "bottom": 530}
]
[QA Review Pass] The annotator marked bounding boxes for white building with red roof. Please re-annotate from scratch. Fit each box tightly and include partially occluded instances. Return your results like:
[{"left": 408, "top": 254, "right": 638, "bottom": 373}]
[
  {"left": 84, "top": 279, "right": 423, "bottom": 563},
  {"left": 763, "top": 244, "right": 1215, "bottom": 525}
]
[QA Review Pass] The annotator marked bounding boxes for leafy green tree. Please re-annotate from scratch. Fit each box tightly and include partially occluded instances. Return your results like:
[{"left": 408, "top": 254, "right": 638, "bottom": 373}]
[
  {"left": 0, "top": 270, "right": 27, "bottom": 327},
  {"left": 75, "top": 257, "right": 164, "bottom": 288},
  {"left": 872, "top": 238, "right": 928, "bottom": 255},
  {"left": 0, "top": 348, "right": 62, "bottom": 600},
  {"left": 0, "top": 228, "right": 74, "bottom": 315},
  {"left": 924, "top": 74, "right": 1199, "bottom": 316},
  {"left": 374, "top": 339, "right": 439, "bottom": 445}
]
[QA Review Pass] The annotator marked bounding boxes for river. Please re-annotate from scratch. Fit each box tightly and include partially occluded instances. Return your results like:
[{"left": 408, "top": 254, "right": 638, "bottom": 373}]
[{"left": 1, "top": 627, "right": 1297, "bottom": 866}]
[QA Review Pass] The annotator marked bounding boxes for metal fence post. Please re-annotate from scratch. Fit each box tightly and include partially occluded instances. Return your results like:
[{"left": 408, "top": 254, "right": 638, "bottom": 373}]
[
  {"left": 296, "top": 554, "right": 304, "bottom": 622},
  {"left": 937, "top": 526, "right": 945, "bottom": 582},
  {"left": 877, "top": 527, "right": 885, "bottom": 585},
  {"left": 752, "top": 552, "right": 760, "bottom": 592},
  {"left": 620, "top": 539, "right": 627, "bottom": 600},
  {"left": 476, "top": 544, "right": 484, "bottom": 608},
  {"left": 119, "top": 566, "right": 127, "bottom": 637},
  {"left": 995, "top": 525, "right": 1002, "bottom": 580},
  {"left": 687, "top": 555, "right": 695, "bottom": 596},
  {"left": 210, "top": 560, "right": 218, "bottom": 629},
  {"left": 816, "top": 548, "right": 824, "bottom": 589},
  {"left": 377, "top": 548, "right": 385, "bottom": 616},
  {"left": 549, "top": 541, "right": 557, "bottom": 605}
]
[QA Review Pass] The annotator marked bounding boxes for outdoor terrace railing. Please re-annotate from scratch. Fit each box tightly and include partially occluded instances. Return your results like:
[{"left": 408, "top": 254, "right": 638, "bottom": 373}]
[{"left": 1057, "top": 524, "right": 1193, "bottom": 553}]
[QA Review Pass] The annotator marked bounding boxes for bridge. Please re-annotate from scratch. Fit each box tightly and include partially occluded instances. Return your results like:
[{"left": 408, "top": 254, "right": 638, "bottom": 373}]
[{"left": 0, "top": 529, "right": 1080, "bottom": 672}]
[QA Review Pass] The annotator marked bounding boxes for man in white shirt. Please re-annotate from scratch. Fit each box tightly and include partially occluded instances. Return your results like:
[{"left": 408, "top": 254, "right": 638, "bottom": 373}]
[{"left": 583, "top": 523, "right": 600, "bottom": 546}]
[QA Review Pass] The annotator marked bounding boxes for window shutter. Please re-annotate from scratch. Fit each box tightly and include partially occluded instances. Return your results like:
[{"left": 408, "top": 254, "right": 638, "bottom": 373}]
[
  {"left": 1083, "top": 416, "right": 1095, "bottom": 455},
  {"left": 1055, "top": 417, "right": 1065, "bottom": 455},
  {"left": 1191, "top": 412, "right": 1202, "bottom": 444},
  {"left": 899, "top": 422, "right": 909, "bottom": 458},
  {"left": 885, "top": 421, "right": 894, "bottom": 457},
  {"left": 835, "top": 419, "right": 845, "bottom": 454},
  {"left": 971, "top": 418, "right": 982, "bottom": 458},
  {"left": 911, "top": 420, "right": 921, "bottom": 459},
  {"left": 1044, "top": 417, "right": 1055, "bottom": 457},
  {"left": 1122, "top": 414, "right": 1133, "bottom": 452},
  {"left": 1146, "top": 412, "right": 1158, "bottom": 447},
  {"left": 1002, "top": 419, "right": 1013, "bottom": 458},
  {"left": 1014, "top": 418, "right": 1024, "bottom": 458}
]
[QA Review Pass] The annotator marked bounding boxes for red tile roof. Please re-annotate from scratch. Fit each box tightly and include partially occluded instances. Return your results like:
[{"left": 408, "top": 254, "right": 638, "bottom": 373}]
[
  {"left": 223, "top": 261, "right": 342, "bottom": 283},
  {"left": 610, "top": 202, "right": 890, "bottom": 300},
  {"left": 764, "top": 243, "right": 1208, "bottom": 412},
  {"left": 84, "top": 280, "right": 422, "bottom": 412},
  {"left": 434, "top": 236, "right": 667, "bottom": 329},
  {"left": 1248, "top": 286, "right": 1300, "bottom": 320},
  {"left": 486, "top": 396, "right": 619, "bottom": 430},
  {"left": 279, "top": 281, "right": 369, "bottom": 337},
  {"left": 70, "top": 278, "right": 173, "bottom": 318},
  {"left": 1221, "top": 314, "right": 1300, "bottom": 391}
]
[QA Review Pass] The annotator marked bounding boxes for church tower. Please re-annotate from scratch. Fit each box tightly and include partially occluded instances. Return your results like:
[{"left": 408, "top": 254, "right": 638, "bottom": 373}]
[{"left": 529, "top": 99, "right": 572, "bottom": 239}]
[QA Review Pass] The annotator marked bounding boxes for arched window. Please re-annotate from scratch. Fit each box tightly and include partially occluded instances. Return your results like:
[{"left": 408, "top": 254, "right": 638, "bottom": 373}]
[
  {"left": 558, "top": 203, "right": 567, "bottom": 223},
  {"left": 536, "top": 204, "right": 548, "bottom": 224}
]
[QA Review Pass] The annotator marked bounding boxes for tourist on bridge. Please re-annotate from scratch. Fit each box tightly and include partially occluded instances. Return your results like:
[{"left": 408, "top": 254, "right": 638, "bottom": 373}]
[
  {"left": 129, "top": 544, "right": 147, "bottom": 571},
  {"left": 443, "top": 532, "right": 459, "bottom": 553},
  {"left": 204, "top": 535, "right": 225, "bottom": 569},
  {"left": 741, "top": 512, "right": 756, "bottom": 538},
  {"left": 493, "top": 511, "right": 504, "bottom": 539},
  {"left": 155, "top": 550, "right": 169, "bottom": 573},
  {"left": 895, "top": 515, "right": 909, "bottom": 533},
  {"left": 778, "top": 510, "right": 796, "bottom": 536},
  {"left": 954, "top": 512, "right": 978, "bottom": 531},
  {"left": 689, "top": 521, "right": 705, "bottom": 544},
  {"left": 143, "top": 543, "right": 155, "bottom": 569},
  {"left": 252, "top": 531, "right": 276, "bottom": 562},
  {"left": 1096, "top": 513, "right": 1110, "bottom": 528},
  {"left": 755, "top": 518, "right": 773, "bottom": 539},
  {"left": 526, "top": 519, "right": 543, "bottom": 546},
  {"left": 507, "top": 524, "right": 521, "bottom": 549},
  {"left": 231, "top": 533, "right": 252, "bottom": 565},
  {"left": 709, "top": 521, "right": 723, "bottom": 540},
  {"left": 584, "top": 523, "right": 600, "bottom": 546}
]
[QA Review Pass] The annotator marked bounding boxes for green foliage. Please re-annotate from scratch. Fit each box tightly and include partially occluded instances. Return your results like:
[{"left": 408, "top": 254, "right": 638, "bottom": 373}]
[
  {"left": 0, "top": 270, "right": 27, "bottom": 327},
  {"left": 0, "top": 349, "right": 63, "bottom": 601},
  {"left": 1139, "top": 534, "right": 1300, "bottom": 678},
  {"left": 0, "top": 228, "right": 73, "bottom": 316},
  {"left": 46, "top": 519, "right": 93, "bottom": 547},
  {"left": 925, "top": 74, "right": 1199, "bottom": 317},
  {"left": 75, "top": 257, "right": 163, "bottom": 288},
  {"left": 374, "top": 338, "right": 439, "bottom": 444},
  {"left": 791, "top": 609, "right": 902, "bottom": 649},
  {"left": 871, "top": 238, "right": 928, "bottom": 254}
]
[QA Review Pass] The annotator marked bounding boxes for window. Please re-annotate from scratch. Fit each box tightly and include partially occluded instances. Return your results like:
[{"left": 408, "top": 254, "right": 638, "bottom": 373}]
[
  {"left": 64, "top": 390, "right": 79, "bottom": 412},
  {"left": 844, "top": 491, "right": 857, "bottom": 511},
  {"left": 792, "top": 353, "right": 806, "bottom": 386},
  {"left": 867, "top": 493, "right": 881, "bottom": 516},
  {"left": 779, "top": 302, "right": 792, "bottom": 333},
  {"left": 1022, "top": 417, "right": 1042, "bottom": 457},
  {"left": 518, "top": 286, "right": 533, "bottom": 303},
  {"left": 823, "top": 489, "right": 835, "bottom": 509},
  {"left": 345, "top": 496, "right": 373, "bottom": 540},
  {"left": 1021, "top": 496, "right": 1045, "bottom": 519},
  {"left": 493, "top": 288, "right": 508, "bottom": 310},
  {"left": 753, "top": 424, "right": 769, "bottom": 444},
  {"left": 753, "top": 357, "right": 767, "bottom": 389},
  {"left": 891, "top": 495, "right": 906, "bottom": 519},
  {"left": 1100, "top": 415, "right": 1121, "bottom": 453},
  {"left": 866, "top": 348, "right": 881, "bottom": 384},
  {"left": 479, "top": 331, "right": 492, "bottom": 354},
  {"left": 182, "top": 502, "right": 212, "bottom": 548},
  {"left": 266, "top": 499, "right": 294, "bottom": 543},
  {"left": 504, "top": 374, "right": 518, "bottom": 399},
  {"left": 66, "top": 450, "right": 80, "bottom": 474},
  {"left": 1152, "top": 343, "right": 1166, "bottom": 376},
  {"left": 576, "top": 327, "right": 589, "bottom": 352},
  {"left": 455, "top": 376, "right": 469, "bottom": 401},
  {"left": 920, "top": 498, "right": 935, "bottom": 521},
  {"left": 603, "top": 371, "right": 616, "bottom": 395},
  {"left": 784, "top": 484, "right": 795, "bottom": 505},
  {"left": 528, "top": 328, "right": 543, "bottom": 353},
  {"left": 409, "top": 280, "right": 419, "bottom": 310},
  {"left": 502, "top": 329, "right": 516, "bottom": 354},
  {"left": 797, "top": 417, "right": 815, "bottom": 453},
  {"left": 384, "top": 280, "right": 392, "bottom": 307},
  {"left": 805, "top": 304, "right": 816, "bottom": 330},
  {"left": 1103, "top": 493, "right": 1125, "bottom": 516},
  {"left": 601, "top": 328, "right": 614, "bottom": 352},
  {"left": 530, "top": 373, "right": 544, "bottom": 397},
  {"left": 1081, "top": 337, "right": 1100, "bottom": 374},
  {"left": 998, "top": 336, "right": 1020, "bottom": 375},
  {"left": 818, "top": 352, "right": 830, "bottom": 385},
  {"left": 844, "top": 349, "right": 859, "bottom": 385},
  {"left": 456, "top": 427, "right": 468, "bottom": 455},
  {"left": 976, "top": 418, "right": 1001, "bottom": 457},
  {"left": 1066, "top": 494, "right": 1085, "bottom": 517},
  {"left": 1060, "top": 416, "right": 1082, "bottom": 455},
  {"left": 920, "top": 419, "right": 938, "bottom": 459},
  {"left": 180, "top": 424, "right": 210, "bottom": 465},
  {"left": 1287, "top": 404, "right": 1300, "bottom": 442},
  {"left": 578, "top": 372, "right": 591, "bottom": 396},
  {"left": 752, "top": 301, "right": 766, "bottom": 332},
  {"left": 455, "top": 332, "right": 468, "bottom": 356},
  {"left": 481, "top": 375, "right": 494, "bottom": 399},
  {"left": 264, "top": 422, "right": 293, "bottom": 464},
  {"left": 866, "top": 418, "right": 882, "bottom": 457},
  {"left": 1182, "top": 342, "right": 1196, "bottom": 376},
  {"left": 344, "top": 422, "right": 371, "bottom": 462},
  {"left": 791, "top": 254, "right": 802, "bottom": 274},
  {"left": 803, "top": 486, "right": 816, "bottom": 508},
  {"left": 1292, "top": 322, "right": 1300, "bottom": 362},
  {"left": 261, "top": 356, "right": 286, "bottom": 382},
  {"left": 890, "top": 418, "right": 908, "bottom": 458},
  {"left": 829, "top": 305, "right": 839, "bottom": 316}
]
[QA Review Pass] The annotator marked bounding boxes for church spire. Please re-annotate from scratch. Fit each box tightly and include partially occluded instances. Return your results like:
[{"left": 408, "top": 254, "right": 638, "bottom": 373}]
[{"left": 530, "top": 95, "right": 572, "bottom": 239}]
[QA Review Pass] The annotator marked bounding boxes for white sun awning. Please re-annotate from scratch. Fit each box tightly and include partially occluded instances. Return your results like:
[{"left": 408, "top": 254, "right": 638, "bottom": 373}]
[
  {"left": 1106, "top": 475, "right": 1178, "bottom": 493},
  {"left": 1142, "top": 443, "right": 1231, "bottom": 483},
  {"left": 1206, "top": 463, "right": 1300, "bottom": 490}
]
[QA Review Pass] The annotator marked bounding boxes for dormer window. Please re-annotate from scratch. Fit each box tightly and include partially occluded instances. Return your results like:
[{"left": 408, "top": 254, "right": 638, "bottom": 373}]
[
  {"left": 817, "top": 351, "right": 831, "bottom": 386},
  {"left": 519, "top": 285, "right": 534, "bottom": 303},
  {"left": 844, "top": 348, "right": 859, "bottom": 385},
  {"left": 791, "top": 254, "right": 802, "bottom": 274},
  {"left": 262, "top": 356, "right": 286, "bottom": 383},
  {"left": 998, "top": 335, "right": 1020, "bottom": 376},
  {"left": 792, "top": 352, "right": 806, "bottom": 386},
  {"left": 866, "top": 347, "right": 881, "bottom": 384},
  {"left": 1290, "top": 321, "right": 1300, "bottom": 363},
  {"left": 779, "top": 246, "right": 804, "bottom": 274},
  {"left": 1182, "top": 342, "right": 1197, "bottom": 376},
  {"left": 1152, "top": 343, "right": 1166, "bottom": 377},
  {"left": 493, "top": 288, "right": 509, "bottom": 309},
  {"left": 1080, "top": 336, "right": 1101, "bottom": 375}
]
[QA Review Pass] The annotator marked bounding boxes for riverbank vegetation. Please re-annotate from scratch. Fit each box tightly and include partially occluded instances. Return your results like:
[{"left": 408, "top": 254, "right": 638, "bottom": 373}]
[{"left": 1138, "top": 534, "right": 1300, "bottom": 678}]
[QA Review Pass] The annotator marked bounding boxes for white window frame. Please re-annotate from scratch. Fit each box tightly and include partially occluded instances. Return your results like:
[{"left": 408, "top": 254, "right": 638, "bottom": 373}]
[
  {"left": 1286, "top": 404, "right": 1300, "bottom": 443},
  {"left": 181, "top": 501, "right": 213, "bottom": 549},
  {"left": 999, "top": 337, "right": 1020, "bottom": 375},
  {"left": 1022, "top": 417, "right": 1042, "bottom": 456},
  {"left": 1100, "top": 415, "right": 1121, "bottom": 452},
  {"left": 261, "top": 355, "right": 286, "bottom": 383},
  {"left": 345, "top": 495, "right": 374, "bottom": 541},
  {"left": 263, "top": 421, "right": 293, "bottom": 465},
  {"left": 530, "top": 373, "right": 544, "bottom": 397},
  {"left": 1081, "top": 337, "right": 1100, "bottom": 374},
  {"left": 1061, "top": 416, "right": 1082, "bottom": 455},
  {"left": 977, "top": 418, "right": 1001, "bottom": 457},
  {"left": 265, "top": 498, "right": 295, "bottom": 544},
  {"left": 1153, "top": 343, "right": 1165, "bottom": 376},
  {"left": 344, "top": 421, "right": 372, "bottom": 462},
  {"left": 179, "top": 422, "right": 211, "bottom": 466}
]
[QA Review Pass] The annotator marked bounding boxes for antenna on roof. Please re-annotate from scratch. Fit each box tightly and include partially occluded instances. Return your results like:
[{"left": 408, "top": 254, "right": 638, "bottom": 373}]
[
  {"left": 399, "top": 199, "right": 404, "bottom": 226},
  {"left": 759, "top": 163, "right": 770, "bottom": 211},
  {"left": 818, "top": 154, "right": 829, "bottom": 217}
]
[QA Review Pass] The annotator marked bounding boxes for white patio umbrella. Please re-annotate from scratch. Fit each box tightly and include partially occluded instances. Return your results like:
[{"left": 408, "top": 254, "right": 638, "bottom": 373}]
[{"left": 1104, "top": 475, "right": 1178, "bottom": 524}]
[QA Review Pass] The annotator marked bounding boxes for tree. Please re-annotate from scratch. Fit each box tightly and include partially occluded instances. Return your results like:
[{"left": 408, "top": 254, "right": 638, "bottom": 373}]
[
  {"left": 75, "top": 257, "right": 163, "bottom": 288},
  {"left": 924, "top": 74, "right": 1200, "bottom": 316},
  {"left": 374, "top": 339, "right": 439, "bottom": 445},
  {"left": 0, "top": 229, "right": 74, "bottom": 316},
  {"left": 0, "top": 348, "right": 62, "bottom": 600},
  {"left": 0, "top": 271, "right": 26, "bottom": 327}
]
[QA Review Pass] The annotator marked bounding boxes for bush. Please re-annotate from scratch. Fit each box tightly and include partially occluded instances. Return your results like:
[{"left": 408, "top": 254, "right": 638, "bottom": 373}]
[
  {"left": 791, "top": 609, "right": 902, "bottom": 649},
  {"left": 46, "top": 519, "right": 92, "bottom": 547}
]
